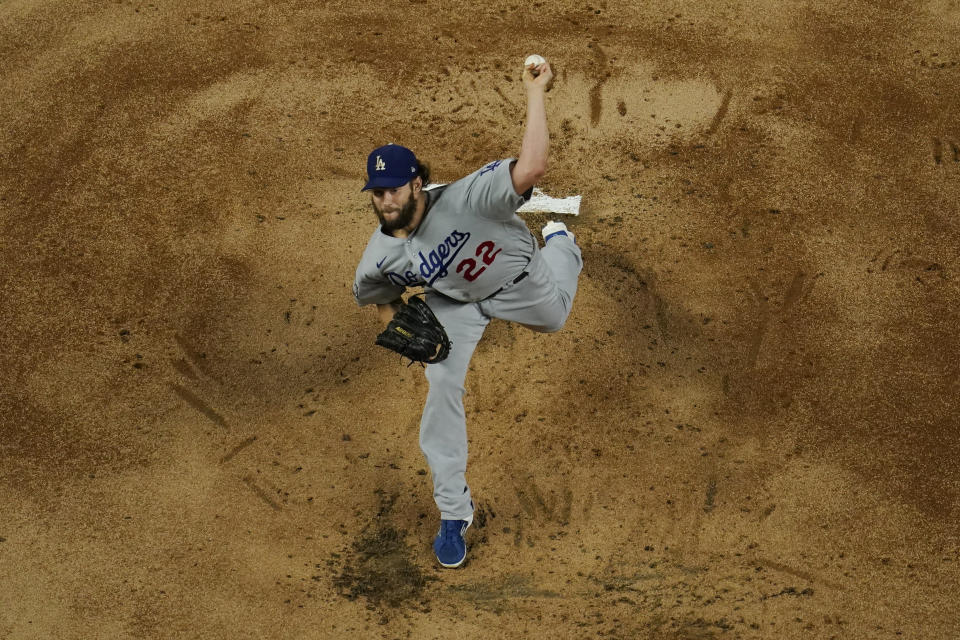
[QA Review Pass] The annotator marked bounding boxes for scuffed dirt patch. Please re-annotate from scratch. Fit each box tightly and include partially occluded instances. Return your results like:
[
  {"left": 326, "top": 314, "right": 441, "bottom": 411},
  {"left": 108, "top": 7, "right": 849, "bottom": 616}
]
[{"left": 332, "top": 493, "right": 435, "bottom": 610}]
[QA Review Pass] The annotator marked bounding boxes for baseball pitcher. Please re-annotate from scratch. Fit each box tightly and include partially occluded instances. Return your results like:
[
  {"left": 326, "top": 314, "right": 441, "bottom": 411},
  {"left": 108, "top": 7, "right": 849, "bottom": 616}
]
[{"left": 352, "top": 58, "right": 582, "bottom": 568}]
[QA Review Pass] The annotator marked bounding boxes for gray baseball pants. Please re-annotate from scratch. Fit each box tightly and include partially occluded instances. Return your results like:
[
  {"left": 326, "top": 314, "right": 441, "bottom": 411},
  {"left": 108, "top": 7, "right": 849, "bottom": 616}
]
[{"left": 421, "top": 235, "right": 583, "bottom": 521}]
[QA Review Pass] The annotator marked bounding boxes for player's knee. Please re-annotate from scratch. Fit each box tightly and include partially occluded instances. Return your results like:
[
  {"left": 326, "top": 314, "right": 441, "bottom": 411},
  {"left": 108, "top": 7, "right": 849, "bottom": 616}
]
[
  {"left": 545, "top": 301, "right": 574, "bottom": 333},
  {"left": 540, "top": 319, "right": 566, "bottom": 333},
  {"left": 532, "top": 311, "right": 570, "bottom": 334}
]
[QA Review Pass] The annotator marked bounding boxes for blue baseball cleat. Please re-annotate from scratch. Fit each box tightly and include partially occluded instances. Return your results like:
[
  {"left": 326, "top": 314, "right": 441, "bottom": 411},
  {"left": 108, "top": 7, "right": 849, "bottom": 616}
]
[{"left": 433, "top": 518, "right": 472, "bottom": 568}]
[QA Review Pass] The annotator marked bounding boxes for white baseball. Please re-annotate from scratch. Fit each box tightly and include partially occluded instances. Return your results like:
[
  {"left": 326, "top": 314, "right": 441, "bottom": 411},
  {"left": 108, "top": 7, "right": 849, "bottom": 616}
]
[{"left": 524, "top": 54, "right": 546, "bottom": 69}]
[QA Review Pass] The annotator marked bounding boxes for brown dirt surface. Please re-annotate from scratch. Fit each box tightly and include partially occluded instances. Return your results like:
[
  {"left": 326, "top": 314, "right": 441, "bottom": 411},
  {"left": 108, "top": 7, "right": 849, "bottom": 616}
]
[{"left": 2, "top": 1, "right": 959, "bottom": 638}]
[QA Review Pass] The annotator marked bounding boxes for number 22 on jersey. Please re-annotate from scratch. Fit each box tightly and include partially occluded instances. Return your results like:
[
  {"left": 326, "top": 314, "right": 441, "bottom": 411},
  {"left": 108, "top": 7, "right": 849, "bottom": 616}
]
[{"left": 456, "top": 241, "right": 501, "bottom": 282}]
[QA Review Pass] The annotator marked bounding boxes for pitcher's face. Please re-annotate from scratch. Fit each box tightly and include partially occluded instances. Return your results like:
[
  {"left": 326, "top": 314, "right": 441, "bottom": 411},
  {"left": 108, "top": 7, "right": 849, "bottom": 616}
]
[{"left": 371, "top": 181, "right": 418, "bottom": 233}]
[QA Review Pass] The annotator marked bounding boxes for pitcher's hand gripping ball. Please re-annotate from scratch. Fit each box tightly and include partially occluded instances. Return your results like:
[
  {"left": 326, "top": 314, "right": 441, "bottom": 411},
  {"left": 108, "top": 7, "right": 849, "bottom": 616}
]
[
  {"left": 523, "top": 54, "right": 554, "bottom": 91},
  {"left": 376, "top": 295, "right": 451, "bottom": 365},
  {"left": 524, "top": 54, "right": 546, "bottom": 73}
]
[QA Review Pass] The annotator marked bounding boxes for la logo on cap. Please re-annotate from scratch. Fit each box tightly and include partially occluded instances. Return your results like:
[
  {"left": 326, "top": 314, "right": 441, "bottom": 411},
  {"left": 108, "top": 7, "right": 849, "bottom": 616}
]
[{"left": 362, "top": 144, "right": 418, "bottom": 191}]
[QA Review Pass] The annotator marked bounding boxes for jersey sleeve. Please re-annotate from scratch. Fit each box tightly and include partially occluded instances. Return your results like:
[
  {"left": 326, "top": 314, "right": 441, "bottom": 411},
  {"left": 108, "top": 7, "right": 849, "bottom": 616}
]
[
  {"left": 464, "top": 158, "right": 533, "bottom": 221},
  {"left": 353, "top": 241, "right": 404, "bottom": 307},
  {"left": 353, "top": 270, "right": 404, "bottom": 307}
]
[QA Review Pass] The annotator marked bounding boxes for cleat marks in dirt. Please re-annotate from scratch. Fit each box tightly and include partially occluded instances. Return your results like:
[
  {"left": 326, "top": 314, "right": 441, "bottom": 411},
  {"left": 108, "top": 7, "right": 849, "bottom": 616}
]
[
  {"left": 449, "top": 574, "right": 561, "bottom": 613},
  {"left": 759, "top": 558, "right": 843, "bottom": 591},
  {"left": 281, "top": 298, "right": 319, "bottom": 327},
  {"left": 871, "top": 249, "right": 947, "bottom": 287},
  {"left": 219, "top": 435, "right": 258, "bottom": 465},
  {"left": 170, "top": 357, "right": 199, "bottom": 381},
  {"left": 704, "top": 476, "right": 718, "bottom": 513},
  {"left": 474, "top": 501, "right": 495, "bottom": 529},
  {"left": 170, "top": 384, "right": 228, "bottom": 429},
  {"left": 745, "top": 271, "right": 821, "bottom": 371},
  {"left": 242, "top": 475, "right": 282, "bottom": 511},
  {"left": 170, "top": 334, "right": 269, "bottom": 508},
  {"left": 932, "top": 137, "right": 959, "bottom": 165},
  {"left": 170, "top": 333, "right": 229, "bottom": 429},
  {"left": 588, "top": 41, "right": 610, "bottom": 126},
  {"left": 511, "top": 476, "right": 575, "bottom": 548},
  {"left": 706, "top": 89, "right": 733, "bottom": 136},
  {"left": 514, "top": 482, "right": 574, "bottom": 526},
  {"left": 173, "top": 333, "right": 219, "bottom": 383},
  {"left": 849, "top": 109, "right": 865, "bottom": 144}
]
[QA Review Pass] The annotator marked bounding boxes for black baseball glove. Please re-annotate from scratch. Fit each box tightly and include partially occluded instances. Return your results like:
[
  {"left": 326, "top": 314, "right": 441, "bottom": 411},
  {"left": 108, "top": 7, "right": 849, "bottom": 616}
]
[{"left": 375, "top": 295, "right": 451, "bottom": 365}]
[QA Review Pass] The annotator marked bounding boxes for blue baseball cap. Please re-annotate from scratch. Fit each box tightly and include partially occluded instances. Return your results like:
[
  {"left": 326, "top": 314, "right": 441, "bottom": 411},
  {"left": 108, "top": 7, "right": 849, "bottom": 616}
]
[{"left": 362, "top": 144, "right": 419, "bottom": 191}]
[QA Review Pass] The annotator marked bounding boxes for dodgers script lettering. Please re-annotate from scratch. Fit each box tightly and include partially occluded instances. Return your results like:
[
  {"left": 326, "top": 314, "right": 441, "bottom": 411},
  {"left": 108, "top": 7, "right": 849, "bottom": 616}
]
[
  {"left": 419, "top": 230, "right": 470, "bottom": 284},
  {"left": 387, "top": 270, "right": 422, "bottom": 287}
]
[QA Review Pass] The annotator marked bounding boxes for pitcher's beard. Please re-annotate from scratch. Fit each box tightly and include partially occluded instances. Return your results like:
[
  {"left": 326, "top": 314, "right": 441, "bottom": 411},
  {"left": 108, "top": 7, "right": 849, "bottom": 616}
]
[{"left": 374, "top": 195, "right": 417, "bottom": 234}]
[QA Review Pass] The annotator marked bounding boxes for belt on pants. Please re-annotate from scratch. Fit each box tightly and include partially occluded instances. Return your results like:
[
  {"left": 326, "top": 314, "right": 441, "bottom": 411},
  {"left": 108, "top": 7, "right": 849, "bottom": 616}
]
[{"left": 487, "top": 270, "right": 529, "bottom": 299}]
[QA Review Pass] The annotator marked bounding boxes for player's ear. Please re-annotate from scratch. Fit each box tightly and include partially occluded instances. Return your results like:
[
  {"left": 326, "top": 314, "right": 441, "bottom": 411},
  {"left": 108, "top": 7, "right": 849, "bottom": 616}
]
[{"left": 413, "top": 176, "right": 423, "bottom": 193}]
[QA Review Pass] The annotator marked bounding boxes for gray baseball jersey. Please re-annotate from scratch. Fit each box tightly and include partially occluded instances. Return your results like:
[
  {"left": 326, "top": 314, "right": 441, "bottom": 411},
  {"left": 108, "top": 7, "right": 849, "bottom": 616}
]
[{"left": 353, "top": 158, "right": 535, "bottom": 305}]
